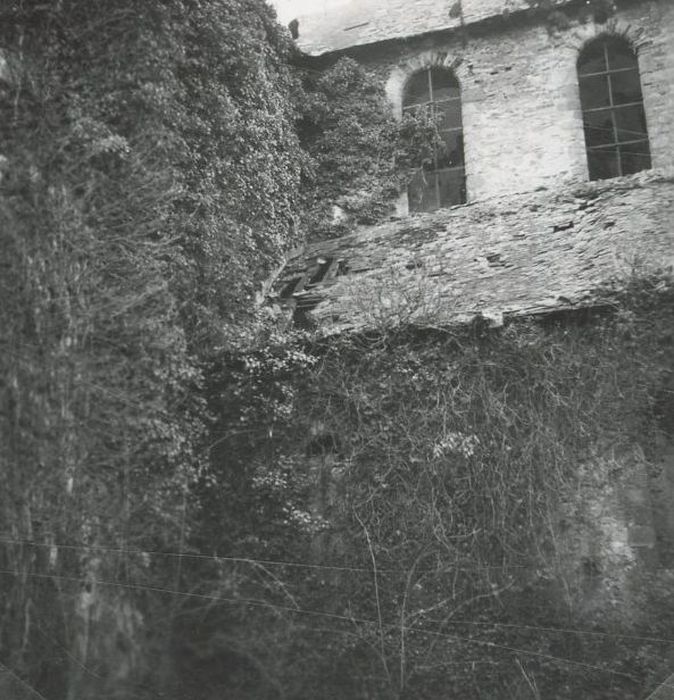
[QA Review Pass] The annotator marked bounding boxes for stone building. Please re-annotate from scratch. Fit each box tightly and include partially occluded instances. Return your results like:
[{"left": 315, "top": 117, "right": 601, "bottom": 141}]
[
  {"left": 287, "top": 0, "right": 674, "bottom": 205},
  {"left": 271, "top": 0, "right": 674, "bottom": 636},
  {"left": 274, "top": 0, "right": 674, "bottom": 330}
]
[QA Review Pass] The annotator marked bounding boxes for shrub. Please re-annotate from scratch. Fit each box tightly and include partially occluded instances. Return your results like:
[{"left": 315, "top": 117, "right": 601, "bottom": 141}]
[{"left": 193, "top": 274, "right": 674, "bottom": 699}]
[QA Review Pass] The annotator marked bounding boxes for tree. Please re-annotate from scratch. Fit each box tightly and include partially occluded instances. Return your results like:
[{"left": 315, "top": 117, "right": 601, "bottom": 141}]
[{"left": 0, "top": 1, "right": 304, "bottom": 696}]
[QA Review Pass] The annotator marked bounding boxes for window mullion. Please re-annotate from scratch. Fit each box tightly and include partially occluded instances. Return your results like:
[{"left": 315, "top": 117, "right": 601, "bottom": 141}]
[
  {"left": 611, "top": 40, "right": 623, "bottom": 177},
  {"left": 605, "top": 70, "right": 619, "bottom": 169},
  {"left": 609, "top": 111, "right": 620, "bottom": 162},
  {"left": 432, "top": 71, "right": 441, "bottom": 172},
  {"left": 617, "top": 144, "right": 624, "bottom": 177},
  {"left": 583, "top": 100, "right": 645, "bottom": 113},
  {"left": 433, "top": 107, "right": 440, "bottom": 171},
  {"left": 580, "top": 65, "right": 640, "bottom": 78}
]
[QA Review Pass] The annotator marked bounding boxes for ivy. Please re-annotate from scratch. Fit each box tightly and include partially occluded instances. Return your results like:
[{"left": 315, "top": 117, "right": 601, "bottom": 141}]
[
  {"left": 297, "top": 57, "right": 444, "bottom": 239},
  {"left": 0, "top": 1, "right": 305, "bottom": 696},
  {"left": 194, "top": 275, "right": 674, "bottom": 699}
]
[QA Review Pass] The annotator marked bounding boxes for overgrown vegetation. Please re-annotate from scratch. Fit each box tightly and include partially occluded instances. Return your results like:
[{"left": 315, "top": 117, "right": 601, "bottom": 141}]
[
  {"left": 0, "top": 0, "right": 304, "bottom": 696},
  {"left": 297, "top": 57, "right": 442, "bottom": 239},
  {"left": 192, "top": 273, "right": 674, "bottom": 699},
  {"left": 0, "top": 1, "right": 441, "bottom": 696},
  {"left": 0, "top": 0, "right": 672, "bottom": 698}
]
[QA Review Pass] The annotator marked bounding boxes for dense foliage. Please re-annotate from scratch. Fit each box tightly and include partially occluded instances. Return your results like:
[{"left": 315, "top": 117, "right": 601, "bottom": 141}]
[
  {"left": 297, "top": 57, "right": 441, "bottom": 239},
  {"left": 194, "top": 273, "right": 674, "bottom": 699},
  {"left": 0, "top": 1, "right": 436, "bottom": 696},
  {"left": 0, "top": 0, "right": 303, "bottom": 696},
  {"left": 1, "top": 0, "right": 672, "bottom": 698}
]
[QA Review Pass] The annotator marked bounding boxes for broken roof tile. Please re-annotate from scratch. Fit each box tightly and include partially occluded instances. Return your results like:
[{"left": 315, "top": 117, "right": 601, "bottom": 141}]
[{"left": 270, "top": 169, "right": 674, "bottom": 333}]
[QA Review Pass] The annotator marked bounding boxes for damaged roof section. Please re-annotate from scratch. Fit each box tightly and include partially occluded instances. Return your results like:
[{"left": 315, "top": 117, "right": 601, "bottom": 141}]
[
  {"left": 289, "top": 0, "right": 572, "bottom": 56},
  {"left": 270, "top": 169, "right": 674, "bottom": 333}
]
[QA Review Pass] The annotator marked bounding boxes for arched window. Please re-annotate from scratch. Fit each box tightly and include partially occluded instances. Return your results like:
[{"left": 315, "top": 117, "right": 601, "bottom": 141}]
[
  {"left": 403, "top": 67, "right": 466, "bottom": 212},
  {"left": 578, "top": 37, "right": 651, "bottom": 180}
]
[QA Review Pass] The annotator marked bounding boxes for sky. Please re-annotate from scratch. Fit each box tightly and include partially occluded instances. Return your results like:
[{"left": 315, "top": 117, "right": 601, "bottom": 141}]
[
  {"left": 270, "top": 0, "right": 353, "bottom": 23},
  {"left": 270, "top": 0, "right": 316, "bottom": 22}
]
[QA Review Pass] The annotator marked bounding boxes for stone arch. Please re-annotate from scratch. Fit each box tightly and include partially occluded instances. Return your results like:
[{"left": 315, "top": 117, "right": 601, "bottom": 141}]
[
  {"left": 390, "top": 54, "right": 468, "bottom": 212},
  {"left": 550, "top": 18, "right": 650, "bottom": 95},
  {"left": 549, "top": 19, "right": 653, "bottom": 181},
  {"left": 573, "top": 23, "right": 652, "bottom": 181},
  {"left": 385, "top": 50, "right": 467, "bottom": 118},
  {"left": 567, "top": 17, "right": 650, "bottom": 57}
]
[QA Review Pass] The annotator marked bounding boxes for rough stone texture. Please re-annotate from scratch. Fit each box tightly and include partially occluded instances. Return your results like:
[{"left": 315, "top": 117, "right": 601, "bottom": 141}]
[
  {"left": 279, "top": 1, "right": 674, "bottom": 327},
  {"left": 288, "top": 1, "right": 674, "bottom": 209},
  {"left": 272, "top": 169, "right": 674, "bottom": 333},
  {"left": 554, "top": 451, "right": 639, "bottom": 615},
  {"left": 350, "top": 0, "right": 674, "bottom": 204},
  {"left": 290, "top": 0, "right": 570, "bottom": 56}
]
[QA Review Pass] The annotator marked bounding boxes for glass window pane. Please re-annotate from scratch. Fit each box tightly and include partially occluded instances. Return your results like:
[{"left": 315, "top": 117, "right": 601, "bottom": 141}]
[
  {"left": 432, "top": 84, "right": 461, "bottom": 102},
  {"left": 437, "top": 168, "right": 466, "bottom": 207},
  {"left": 430, "top": 67, "right": 460, "bottom": 101},
  {"left": 614, "top": 104, "right": 648, "bottom": 143},
  {"left": 435, "top": 99, "right": 462, "bottom": 130},
  {"left": 406, "top": 68, "right": 465, "bottom": 210},
  {"left": 588, "top": 147, "right": 620, "bottom": 180},
  {"left": 578, "top": 42, "right": 607, "bottom": 75},
  {"left": 610, "top": 69, "right": 643, "bottom": 105},
  {"left": 403, "top": 70, "right": 430, "bottom": 107},
  {"left": 579, "top": 74, "right": 610, "bottom": 109},
  {"left": 578, "top": 39, "right": 650, "bottom": 182},
  {"left": 583, "top": 109, "right": 615, "bottom": 147},
  {"left": 607, "top": 42, "right": 638, "bottom": 71},
  {"left": 408, "top": 170, "right": 438, "bottom": 212},
  {"left": 436, "top": 131, "right": 464, "bottom": 168},
  {"left": 619, "top": 141, "right": 651, "bottom": 175}
]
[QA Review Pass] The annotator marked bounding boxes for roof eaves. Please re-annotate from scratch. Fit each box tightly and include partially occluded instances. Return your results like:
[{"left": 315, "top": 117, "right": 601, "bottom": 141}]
[{"left": 294, "top": 0, "right": 575, "bottom": 57}]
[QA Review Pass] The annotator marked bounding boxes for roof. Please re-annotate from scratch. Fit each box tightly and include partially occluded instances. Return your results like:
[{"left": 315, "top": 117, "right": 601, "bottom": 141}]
[
  {"left": 289, "top": 0, "right": 569, "bottom": 56},
  {"left": 271, "top": 169, "right": 674, "bottom": 333}
]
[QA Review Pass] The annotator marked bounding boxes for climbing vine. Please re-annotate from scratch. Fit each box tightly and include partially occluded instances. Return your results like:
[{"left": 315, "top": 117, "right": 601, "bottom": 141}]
[
  {"left": 193, "top": 272, "right": 674, "bottom": 700},
  {"left": 297, "top": 57, "right": 444, "bottom": 240}
]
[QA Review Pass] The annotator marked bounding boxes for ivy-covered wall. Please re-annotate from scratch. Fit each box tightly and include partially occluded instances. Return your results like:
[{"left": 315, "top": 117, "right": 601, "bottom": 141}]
[
  {"left": 1, "top": 1, "right": 673, "bottom": 697},
  {"left": 200, "top": 275, "right": 674, "bottom": 699}
]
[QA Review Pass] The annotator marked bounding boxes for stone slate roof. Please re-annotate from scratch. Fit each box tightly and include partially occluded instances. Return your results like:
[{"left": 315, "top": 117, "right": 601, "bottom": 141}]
[
  {"left": 271, "top": 169, "right": 674, "bottom": 333},
  {"left": 290, "top": 0, "right": 569, "bottom": 55}
]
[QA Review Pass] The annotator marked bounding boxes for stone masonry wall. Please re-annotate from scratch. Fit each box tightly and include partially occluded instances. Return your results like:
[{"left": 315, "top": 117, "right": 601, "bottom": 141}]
[
  {"left": 337, "top": 0, "right": 674, "bottom": 207},
  {"left": 290, "top": 0, "right": 570, "bottom": 56}
]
